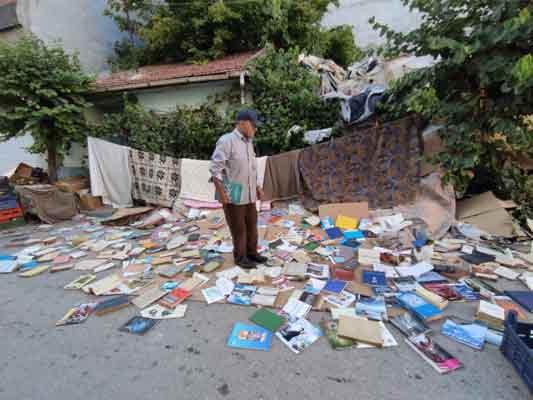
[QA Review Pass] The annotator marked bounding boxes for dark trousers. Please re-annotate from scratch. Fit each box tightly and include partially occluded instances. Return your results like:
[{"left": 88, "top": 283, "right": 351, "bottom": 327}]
[{"left": 223, "top": 203, "right": 258, "bottom": 261}]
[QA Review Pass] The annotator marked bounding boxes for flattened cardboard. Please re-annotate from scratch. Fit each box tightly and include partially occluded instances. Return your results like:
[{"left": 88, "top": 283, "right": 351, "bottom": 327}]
[
  {"left": 337, "top": 316, "right": 384, "bottom": 347},
  {"left": 457, "top": 192, "right": 515, "bottom": 237},
  {"left": 319, "top": 202, "right": 369, "bottom": 221}
]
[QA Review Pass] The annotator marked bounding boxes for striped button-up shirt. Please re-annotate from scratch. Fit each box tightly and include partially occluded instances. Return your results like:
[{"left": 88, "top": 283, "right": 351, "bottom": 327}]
[{"left": 209, "top": 129, "right": 258, "bottom": 205}]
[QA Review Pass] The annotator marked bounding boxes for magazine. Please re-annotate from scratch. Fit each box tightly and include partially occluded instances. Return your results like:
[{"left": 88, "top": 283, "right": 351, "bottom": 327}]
[
  {"left": 227, "top": 284, "right": 257, "bottom": 306},
  {"left": 390, "top": 311, "right": 431, "bottom": 338},
  {"left": 405, "top": 334, "right": 463, "bottom": 374},
  {"left": 276, "top": 318, "right": 323, "bottom": 354},
  {"left": 441, "top": 319, "right": 488, "bottom": 350},
  {"left": 355, "top": 296, "right": 388, "bottom": 321}
]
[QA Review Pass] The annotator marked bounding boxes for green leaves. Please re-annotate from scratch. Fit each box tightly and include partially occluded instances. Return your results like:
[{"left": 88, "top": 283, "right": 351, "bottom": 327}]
[
  {"left": 104, "top": 0, "right": 359, "bottom": 69},
  {"left": 0, "top": 35, "right": 93, "bottom": 180},
  {"left": 373, "top": 0, "right": 533, "bottom": 219}
]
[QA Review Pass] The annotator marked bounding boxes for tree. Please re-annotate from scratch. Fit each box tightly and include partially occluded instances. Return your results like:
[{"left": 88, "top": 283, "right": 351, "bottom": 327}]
[
  {"left": 0, "top": 35, "right": 93, "bottom": 182},
  {"left": 104, "top": 0, "right": 360, "bottom": 68},
  {"left": 371, "top": 0, "right": 533, "bottom": 219}
]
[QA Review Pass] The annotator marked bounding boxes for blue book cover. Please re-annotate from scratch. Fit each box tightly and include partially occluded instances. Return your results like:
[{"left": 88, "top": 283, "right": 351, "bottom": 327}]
[
  {"left": 396, "top": 292, "right": 443, "bottom": 321},
  {"left": 416, "top": 271, "right": 448, "bottom": 283},
  {"left": 362, "top": 270, "right": 386, "bottom": 287},
  {"left": 325, "top": 227, "right": 343, "bottom": 240},
  {"left": 227, "top": 284, "right": 256, "bottom": 305},
  {"left": 227, "top": 322, "right": 272, "bottom": 351},
  {"left": 343, "top": 230, "right": 365, "bottom": 240},
  {"left": 441, "top": 319, "right": 488, "bottom": 350},
  {"left": 356, "top": 296, "right": 388, "bottom": 321},
  {"left": 504, "top": 290, "right": 533, "bottom": 312},
  {"left": 322, "top": 279, "right": 347, "bottom": 294},
  {"left": 320, "top": 217, "right": 334, "bottom": 230},
  {"left": 0, "top": 254, "right": 16, "bottom": 260},
  {"left": 452, "top": 284, "right": 479, "bottom": 301},
  {"left": 19, "top": 261, "right": 39, "bottom": 271}
]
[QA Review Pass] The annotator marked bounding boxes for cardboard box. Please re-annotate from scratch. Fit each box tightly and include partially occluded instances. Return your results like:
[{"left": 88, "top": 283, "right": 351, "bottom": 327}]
[
  {"left": 78, "top": 193, "right": 103, "bottom": 210},
  {"left": 56, "top": 176, "right": 88, "bottom": 193}
]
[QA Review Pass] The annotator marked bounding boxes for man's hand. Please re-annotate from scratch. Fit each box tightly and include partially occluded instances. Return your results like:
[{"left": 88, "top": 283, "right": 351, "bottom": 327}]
[
  {"left": 213, "top": 178, "right": 230, "bottom": 205},
  {"left": 256, "top": 186, "right": 264, "bottom": 201},
  {"left": 219, "top": 191, "right": 230, "bottom": 205}
]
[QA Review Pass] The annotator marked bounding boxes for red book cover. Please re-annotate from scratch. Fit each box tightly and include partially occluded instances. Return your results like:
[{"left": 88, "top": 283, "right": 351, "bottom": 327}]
[
  {"left": 159, "top": 288, "right": 191, "bottom": 309},
  {"left": 334, "top": 268, "right": 355, "bottom": 281},
  {"left": 423, "top": 283, "right": 463, "bottom": 301}
]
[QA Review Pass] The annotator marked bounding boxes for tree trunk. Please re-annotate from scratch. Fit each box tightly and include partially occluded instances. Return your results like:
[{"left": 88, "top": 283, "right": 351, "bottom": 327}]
[{"left": 47, "top": 135, "right": 58, "bottom": 183}]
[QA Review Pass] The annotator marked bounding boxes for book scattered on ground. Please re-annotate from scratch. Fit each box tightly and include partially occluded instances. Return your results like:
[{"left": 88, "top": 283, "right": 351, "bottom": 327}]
[
  {"left": 358, "top": 248, "right": 381, "bottom": 265},
  {"left": 337, "top": 315, "right": 383, "bottom": 347},
  {"left": 324, "top": 290, "right": 356, "bottom": 309},
  {"left": 94, "top": 295, "right": 130, "bottom": 316},
  {"left": 494, "top": 295, "right": 528, "bottom": 320},
  {"left": 441, "top": 319, "right": 488, "bottom": 350},
  {"left": 0, "top": 260, "right": 18, "bottom": 274},
  {"left": 392, "top": 276, "right": 417, "bottom": 292},
  {"left": 321, "top": 319, "right": 356, "bottom": 350},
  {"left": 396, "top": 292, "right": 443, "bottom": 322},
  {"left": 405, "top": 334, "right": 463, "bottom": 374},
  {"left": 249, "top": 308, "right": 285, "bottom": 332},
  {"left": 228, "top": 284, "right": 256, "bottom": 305},
  {"left": 141, "top": 304, "right": 187, "bottom": 319},
  {"left": 56, "top": 303, "right": 96, "bottom": 326},
  {"left": 503, "top": 290, "right": 533, "bottom": 313},
  {"left": 64, "top": 274, "right": 96, "bottom": 290},
  {"left": 131, "top": 284, "right": 167, "bottom": 309},
  {"left": 276, "top": 318, "right": 322, "bottom": 354},
  {"left": 305, "top": 263, "right": 329, "bottom": 279},
  {"left": 202, "top": 286, "right": 225, "bottom": 304},
  {"left": 159, "top": 288, "right": 191, "bottom": 309},
  {"left": 362, "top": 270, "right": 386, "bottom": 287},
  {"left": 322, "top": 279, "right": 347, "bottom": 294},
  {"left": 390, "top": 311, "right": 431, "bottom": 338},
  {"left": 355, "top": 296, "right": 388, "bottom": 321},
  {"left": 282, "top": 298, "right": 311, "bottom": 319},
  {"left": 415, "top": 284, "right": 448, "bottom": 310},
  {"left": 18, "top": 264, "right": 49, "bottom": 277},
  {"left": 119, "top": 316, "right": 157, "bottom": 335},
  {"left": 476, "top": 300, "right": 505, "bottom": 330},
  {"left": 227, "top": 322, "right": 272, "bottom": 351}
]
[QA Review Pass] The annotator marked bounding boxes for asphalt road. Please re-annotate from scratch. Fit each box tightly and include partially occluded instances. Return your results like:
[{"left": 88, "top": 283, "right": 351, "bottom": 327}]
[{"left": 0, "top": 224, "right": 530, "bottom": 400}]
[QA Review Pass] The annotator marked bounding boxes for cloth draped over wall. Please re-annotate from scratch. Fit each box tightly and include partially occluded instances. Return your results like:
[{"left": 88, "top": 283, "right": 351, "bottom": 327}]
[
  {"left": 88, "top": 137, "right": 133, "bottom": 208},
  {"left": 263, "top": 150, "right": 302, "bottom": 201},
  {"left": 129, "top": 149, "right": 181, "bottom": 208},
  {"left": 16, "top": 184, "right": 77, "bottom": 224},
  {"left": 179, "top": 159, "right": 217, "bottom": 203},
  {"left": 298, "top": 116, "right": 422, "bottom": 211}
]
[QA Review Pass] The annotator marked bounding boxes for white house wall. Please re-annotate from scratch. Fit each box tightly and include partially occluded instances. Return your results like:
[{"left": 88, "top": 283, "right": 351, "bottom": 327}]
[{"left": 135, "top": 81, "right": 239, "bottom": 113}]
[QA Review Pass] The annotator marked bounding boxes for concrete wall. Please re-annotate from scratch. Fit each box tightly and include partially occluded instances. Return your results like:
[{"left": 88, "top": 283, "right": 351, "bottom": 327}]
[
  {"left": 323, "top": 0, "right": 422, "bottom": 48},
  {"left": 135, "top": 80, "right": 240, "bottom": 113},
  {"left": 16, "top": 0, "right": 124, "bottom": 74}
]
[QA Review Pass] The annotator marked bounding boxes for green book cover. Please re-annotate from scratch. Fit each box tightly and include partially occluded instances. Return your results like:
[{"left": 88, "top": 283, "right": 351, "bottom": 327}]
[
  {"left": 215, "top": 177, "right": 242, "bottom": 204},
  {"left": 249, "top": 308, "right": 285, "bottom": 332}
]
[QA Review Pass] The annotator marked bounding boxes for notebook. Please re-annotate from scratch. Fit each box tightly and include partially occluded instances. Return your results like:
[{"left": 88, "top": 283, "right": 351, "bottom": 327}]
[{"left": 249, "top": 308, "right": 285, "bottom": 332}]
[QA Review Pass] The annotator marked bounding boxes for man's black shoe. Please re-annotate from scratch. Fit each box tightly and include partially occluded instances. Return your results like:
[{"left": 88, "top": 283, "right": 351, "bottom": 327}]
[
  {"left": 248, "top": 254, "right": 268, "bottom": 264},
  {"left": 236, "top": 257, "right": 256, "bottom": 269}
]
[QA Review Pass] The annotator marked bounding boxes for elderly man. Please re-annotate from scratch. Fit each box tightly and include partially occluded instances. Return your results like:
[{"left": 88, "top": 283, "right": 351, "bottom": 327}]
[{"left": 209, "top": 110, "right": 268, "bottom": 269}]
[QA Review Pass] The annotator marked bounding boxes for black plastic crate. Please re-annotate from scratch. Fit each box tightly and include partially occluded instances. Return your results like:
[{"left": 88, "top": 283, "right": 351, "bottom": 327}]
[{"left": 501, "top": 311, "right": 533, "bottom": 392}]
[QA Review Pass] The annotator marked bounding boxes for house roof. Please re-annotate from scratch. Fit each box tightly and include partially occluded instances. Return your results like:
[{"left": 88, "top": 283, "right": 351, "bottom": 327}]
[{"left": 93, "top": 50, "right": 262, "bottom": 93}]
